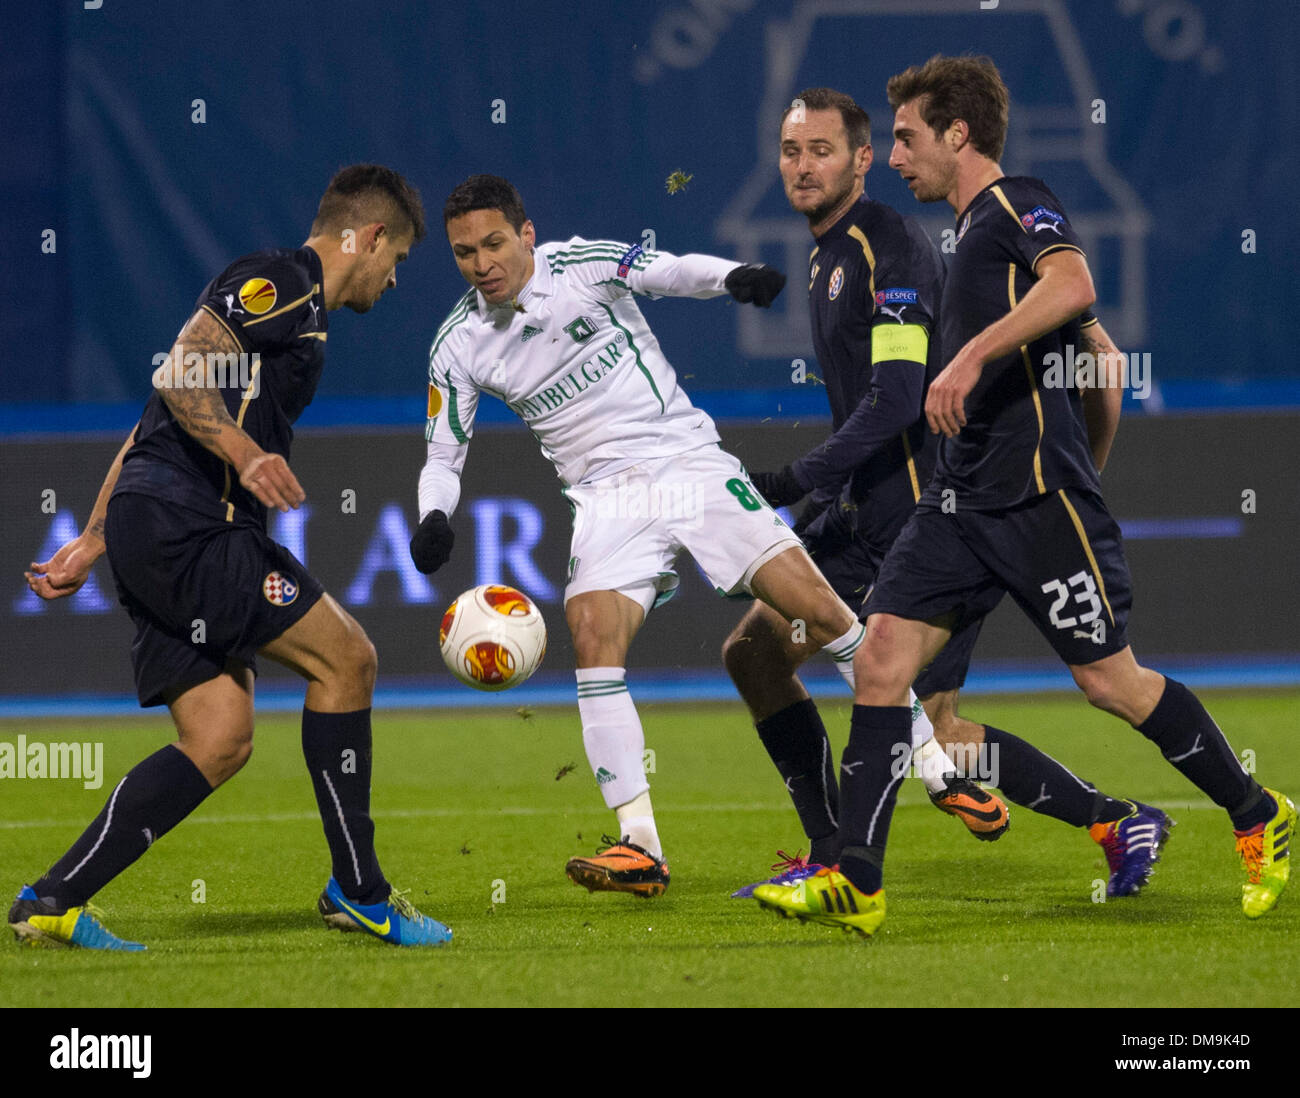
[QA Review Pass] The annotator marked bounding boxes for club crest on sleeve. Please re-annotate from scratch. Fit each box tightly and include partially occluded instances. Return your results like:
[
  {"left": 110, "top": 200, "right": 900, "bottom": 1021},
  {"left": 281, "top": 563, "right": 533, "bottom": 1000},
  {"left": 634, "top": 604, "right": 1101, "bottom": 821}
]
[
  {"left": 263, "top": 571, "right": 299, "bottom": 606},
  {"left": 239, "top": 278, "right": 278, "bottom": 315},
  {"left": 828, "top": 266, "right": 844, "bottom": 300}
]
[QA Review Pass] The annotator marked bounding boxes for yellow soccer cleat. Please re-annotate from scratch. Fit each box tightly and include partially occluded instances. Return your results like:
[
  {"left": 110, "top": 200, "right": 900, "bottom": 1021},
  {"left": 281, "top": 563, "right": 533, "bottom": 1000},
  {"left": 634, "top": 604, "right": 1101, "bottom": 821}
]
[
  {"left": 753, "top": 866, "right": 885, "bottom": 937},
  {"left": 1235, "top": 789, "right": 1295, "bottom": 919}
]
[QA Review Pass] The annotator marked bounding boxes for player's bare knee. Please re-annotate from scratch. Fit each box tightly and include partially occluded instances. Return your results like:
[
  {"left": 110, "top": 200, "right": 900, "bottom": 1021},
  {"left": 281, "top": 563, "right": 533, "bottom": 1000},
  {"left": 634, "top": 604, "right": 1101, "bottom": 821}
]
[
  {"left": 853, "top": 658, "right": 902, "bottom": 697},
  {"left": 200, "top": 731, "right": 253, "bottom": 786},
  {"left": 1073, "top": 665, "right": 1124, "bottom": 716},
  {"left": 224, "top": 737, "right": 254, "bottom": 777},
  {"left": 720, "top": 622, "right": 754, "bottom": 682},
  {"left": 853, "top": 643, "right": 905, "bottom": 697},
  {"left": 723, "top": 615, "right": 795, "bottom": 684},
  {"left": 332, "top": 627, "right": 377, "bottom": 692},
  {"left": 353, "top": 632, "right": 378, "bottom": 691}
]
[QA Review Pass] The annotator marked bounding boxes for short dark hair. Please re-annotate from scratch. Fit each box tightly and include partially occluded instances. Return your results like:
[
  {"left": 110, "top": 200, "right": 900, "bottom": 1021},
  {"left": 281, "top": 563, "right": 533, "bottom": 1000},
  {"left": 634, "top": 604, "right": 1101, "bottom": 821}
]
[
  {"left": 886, "top": 55, "right": 1009, "bottom": 162},
  {"left": 443, "top": 174, "right": 528, "bottom": 233},
  {"left": 780, "top": 87, "right": 871, "bottom": 151},
  {"left": 312, "top": 164, "right": 426, "bottom": 242}
]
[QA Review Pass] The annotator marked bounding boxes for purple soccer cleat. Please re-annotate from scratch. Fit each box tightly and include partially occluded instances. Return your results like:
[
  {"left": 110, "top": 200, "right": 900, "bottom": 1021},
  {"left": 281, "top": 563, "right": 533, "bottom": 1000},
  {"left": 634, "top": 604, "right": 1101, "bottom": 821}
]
[
  {"left": 1089, "top": 802, "right": 1174, "bottom": 897},
  {"left": 730, "top": 849, "right": 827, "bottom": 900}
]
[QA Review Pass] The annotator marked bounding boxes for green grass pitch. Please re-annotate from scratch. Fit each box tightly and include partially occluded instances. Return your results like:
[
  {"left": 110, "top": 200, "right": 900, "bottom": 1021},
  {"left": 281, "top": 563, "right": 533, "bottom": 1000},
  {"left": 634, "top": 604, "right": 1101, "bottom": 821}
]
[{"left": 1, "top": 691, "right": 1296, "bottom": 1008}]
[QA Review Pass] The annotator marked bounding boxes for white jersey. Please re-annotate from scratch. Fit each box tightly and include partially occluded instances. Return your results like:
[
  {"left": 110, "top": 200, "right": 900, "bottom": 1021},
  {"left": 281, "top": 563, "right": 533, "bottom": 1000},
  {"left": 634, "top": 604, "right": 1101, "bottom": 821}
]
[{"left": 418, "top": 237, "right": 741, "bottom": 520}]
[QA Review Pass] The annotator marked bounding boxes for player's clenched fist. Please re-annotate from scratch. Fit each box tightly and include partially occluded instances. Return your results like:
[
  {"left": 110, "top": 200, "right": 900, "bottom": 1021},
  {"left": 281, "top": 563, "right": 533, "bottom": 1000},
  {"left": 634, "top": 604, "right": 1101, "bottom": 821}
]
[
  {"left": 238, "top": 451, "right": 306, "bottom": 512},
  {"left": 725, "top": 264, "right": 786, "bottom": 308},
  {"left": 410, "top": 510, "right": 454, "bottom": 574}
]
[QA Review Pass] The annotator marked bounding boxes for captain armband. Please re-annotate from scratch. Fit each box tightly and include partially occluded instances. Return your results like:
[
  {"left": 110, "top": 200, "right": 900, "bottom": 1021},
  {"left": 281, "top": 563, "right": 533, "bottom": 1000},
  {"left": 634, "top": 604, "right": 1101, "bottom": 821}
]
[{"left": 871, "top": 323, "right": 929, "bottom": 366}]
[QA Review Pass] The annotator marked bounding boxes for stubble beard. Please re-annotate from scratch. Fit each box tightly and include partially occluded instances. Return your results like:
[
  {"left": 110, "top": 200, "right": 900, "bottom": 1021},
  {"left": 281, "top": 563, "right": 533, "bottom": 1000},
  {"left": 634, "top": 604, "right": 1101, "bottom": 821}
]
[{"left": 799, "top": 174, "right": 855, "bottom": 228}]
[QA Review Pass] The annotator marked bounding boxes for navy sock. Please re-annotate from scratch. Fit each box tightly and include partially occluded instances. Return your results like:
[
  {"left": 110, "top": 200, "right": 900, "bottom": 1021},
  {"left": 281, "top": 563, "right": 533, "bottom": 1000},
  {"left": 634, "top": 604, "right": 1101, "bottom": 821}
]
[
  {"left": 979, "top": 726, "right": 1129, "bottom": 827},
  {"left": 302, "top": 707, "right": 388, "bottom": 904},
  {"left": 35, "top": 744, "right": 213, "bottom": 909},
  {"left": 1135, "top": 678, "right": 1257, "bottom": 821},
  {"left": 755, "top": 699, "right": 840, "bottom": 864},
  {"left": 1230, "top": 787, "right": 1275, "bottom": 832},
  {"left": 837, "top": 705, "right": 912, "bottom": 895}
]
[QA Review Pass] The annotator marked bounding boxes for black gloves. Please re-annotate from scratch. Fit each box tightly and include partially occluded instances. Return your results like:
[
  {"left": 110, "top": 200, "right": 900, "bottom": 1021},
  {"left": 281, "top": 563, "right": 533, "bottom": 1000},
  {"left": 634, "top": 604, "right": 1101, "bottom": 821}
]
[
  {"left": 751, "top": 466, "right": 806, "bottom": 508},
  {"left": 410, "top": 510, "right": 454, "bottom": 574},
  {"left": 725, "top": 264, "right": 786, "bottom": 308}
]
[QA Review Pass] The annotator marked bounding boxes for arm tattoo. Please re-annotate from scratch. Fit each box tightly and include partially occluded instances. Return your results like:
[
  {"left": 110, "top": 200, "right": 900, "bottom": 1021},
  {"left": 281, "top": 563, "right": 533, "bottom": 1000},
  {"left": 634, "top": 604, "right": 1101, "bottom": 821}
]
[
  {"left": 1078, "top": 326, "right": 1104, "bottom": 356},
  {"left": 159, "top": 310, "right": 244, "bottom": 448}
]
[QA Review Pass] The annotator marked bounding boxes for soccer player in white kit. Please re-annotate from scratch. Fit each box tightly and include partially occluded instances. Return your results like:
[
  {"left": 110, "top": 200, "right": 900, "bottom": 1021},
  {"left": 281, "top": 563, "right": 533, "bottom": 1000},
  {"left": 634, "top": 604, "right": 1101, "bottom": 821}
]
[{"left": 411, "top": 175, "right": 935, "bottom": 896}]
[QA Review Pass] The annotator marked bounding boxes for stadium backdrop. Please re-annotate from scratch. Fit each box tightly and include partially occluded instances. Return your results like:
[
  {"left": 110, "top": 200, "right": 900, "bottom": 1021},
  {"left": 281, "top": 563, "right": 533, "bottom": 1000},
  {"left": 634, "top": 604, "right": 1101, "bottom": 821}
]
[{"left": 2, "top": 1, "right": 1296, "bottom": 704}]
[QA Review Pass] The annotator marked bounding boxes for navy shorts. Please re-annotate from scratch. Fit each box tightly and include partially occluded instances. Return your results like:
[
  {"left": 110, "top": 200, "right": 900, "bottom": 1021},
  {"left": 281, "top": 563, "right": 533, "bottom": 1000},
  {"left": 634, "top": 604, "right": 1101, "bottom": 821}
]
[
  {"left": 804, "top": 499, "right": 985, "bottom": 695},
  {"left": 864, "top": 487, "right": 1132, "bottom": 666},
  {"left": 104, "top": 492, "right": 324, "bottom": 706}
]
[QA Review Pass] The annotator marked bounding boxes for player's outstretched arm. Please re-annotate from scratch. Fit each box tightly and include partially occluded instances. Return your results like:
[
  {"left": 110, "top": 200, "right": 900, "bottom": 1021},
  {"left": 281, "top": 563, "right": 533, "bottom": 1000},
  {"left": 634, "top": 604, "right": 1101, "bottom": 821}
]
[
  {"left": 1077, "top": 317, "right": 1124, "bottom": 472},
  {"left": 631, "top": 250, "right": 784, "bottom": 306},
  {"left": 926, "top": 249, "right": 1096, "bottom": 437},
  {"left": 411, "top": 440, "right": 468, "bottom": 574},
  {"left": 24, "top": 422, "right": 138, "bottom": 600},
  {"left": 154, "top": 308, "right": 305, "bottom": 512}
]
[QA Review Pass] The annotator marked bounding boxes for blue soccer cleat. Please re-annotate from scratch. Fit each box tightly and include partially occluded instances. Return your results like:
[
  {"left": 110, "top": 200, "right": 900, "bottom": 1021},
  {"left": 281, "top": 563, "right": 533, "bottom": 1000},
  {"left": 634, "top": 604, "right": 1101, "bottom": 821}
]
[
  {"left": 730, "top": 849, "right": 826, "bottom": 899},
  {"left": 1089, "top": 801, "right": 1174, "bottom": 897},
  {"left": 318, "top": 878, "right": 452, "bottom": 946},
  {"left": 8, "top": 885, "right": 146, "bottom": 951}
]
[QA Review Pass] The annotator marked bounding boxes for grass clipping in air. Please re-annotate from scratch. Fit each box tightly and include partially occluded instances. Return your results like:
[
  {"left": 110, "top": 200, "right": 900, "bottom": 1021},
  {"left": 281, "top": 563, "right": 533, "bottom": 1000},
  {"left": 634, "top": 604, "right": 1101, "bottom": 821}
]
[{"left": 666, "top": 170, "right": 693, "bottom": 195}]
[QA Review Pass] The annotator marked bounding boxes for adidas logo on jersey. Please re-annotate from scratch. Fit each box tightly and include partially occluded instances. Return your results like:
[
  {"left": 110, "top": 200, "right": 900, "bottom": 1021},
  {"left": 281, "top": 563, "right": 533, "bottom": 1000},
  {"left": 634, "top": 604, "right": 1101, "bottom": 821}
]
[{"left": 520, "top": 325, "right": 543, "bottom": 342}]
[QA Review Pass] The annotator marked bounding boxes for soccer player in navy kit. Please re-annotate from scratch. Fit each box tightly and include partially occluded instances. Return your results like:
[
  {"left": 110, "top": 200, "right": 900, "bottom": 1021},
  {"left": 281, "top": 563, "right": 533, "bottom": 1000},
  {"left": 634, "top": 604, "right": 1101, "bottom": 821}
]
[
  {"left": 11, "top": 165, "right": 451, "bottom": 949},
  {"left": 753, "top": 57, "right": 1294, "bottom": 934},
  {"left": 728, "top": 88, "right": 1151, "bottom": 901}
]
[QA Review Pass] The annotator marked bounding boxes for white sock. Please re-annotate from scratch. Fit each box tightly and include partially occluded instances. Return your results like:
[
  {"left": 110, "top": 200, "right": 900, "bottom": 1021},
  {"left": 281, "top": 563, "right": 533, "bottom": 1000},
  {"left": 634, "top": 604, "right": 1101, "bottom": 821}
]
[
  {"left": 908, "top": 690, "right": 934, "bottom": 748},
  {"left": 908, "top": 692, "right": 957, "bottom": 792},
  {"left": 913, "top": 738, "right": 957, "bottom": 794},
  {"left": 615, "top": 789, "right": 662, "bottom": 859},
  {"left": 823, "top": 620, "right": 865, "bottom": 690},
  {"left": 576, "top": 665, "right": 653, "bottom": 825}
]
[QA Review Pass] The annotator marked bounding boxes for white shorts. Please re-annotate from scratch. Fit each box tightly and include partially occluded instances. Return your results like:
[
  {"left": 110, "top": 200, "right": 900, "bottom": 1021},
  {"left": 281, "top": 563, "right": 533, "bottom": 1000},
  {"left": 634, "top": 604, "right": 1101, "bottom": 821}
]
[{"left": 563, "top": 445, "right": 805, "bottom": 616}]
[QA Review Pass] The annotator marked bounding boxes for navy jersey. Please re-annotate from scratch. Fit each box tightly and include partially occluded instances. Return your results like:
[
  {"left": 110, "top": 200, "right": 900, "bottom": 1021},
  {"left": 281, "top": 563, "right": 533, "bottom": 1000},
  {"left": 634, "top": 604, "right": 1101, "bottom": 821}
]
[
  {"left": 114, "top": 247, "right": 328, "bottom": 526},
  {"left": 797, "top": 196, "right": 945, "bottom": 558},
  {"left": 926, "top": 177, "right": 1101, "bottom": 511}
]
